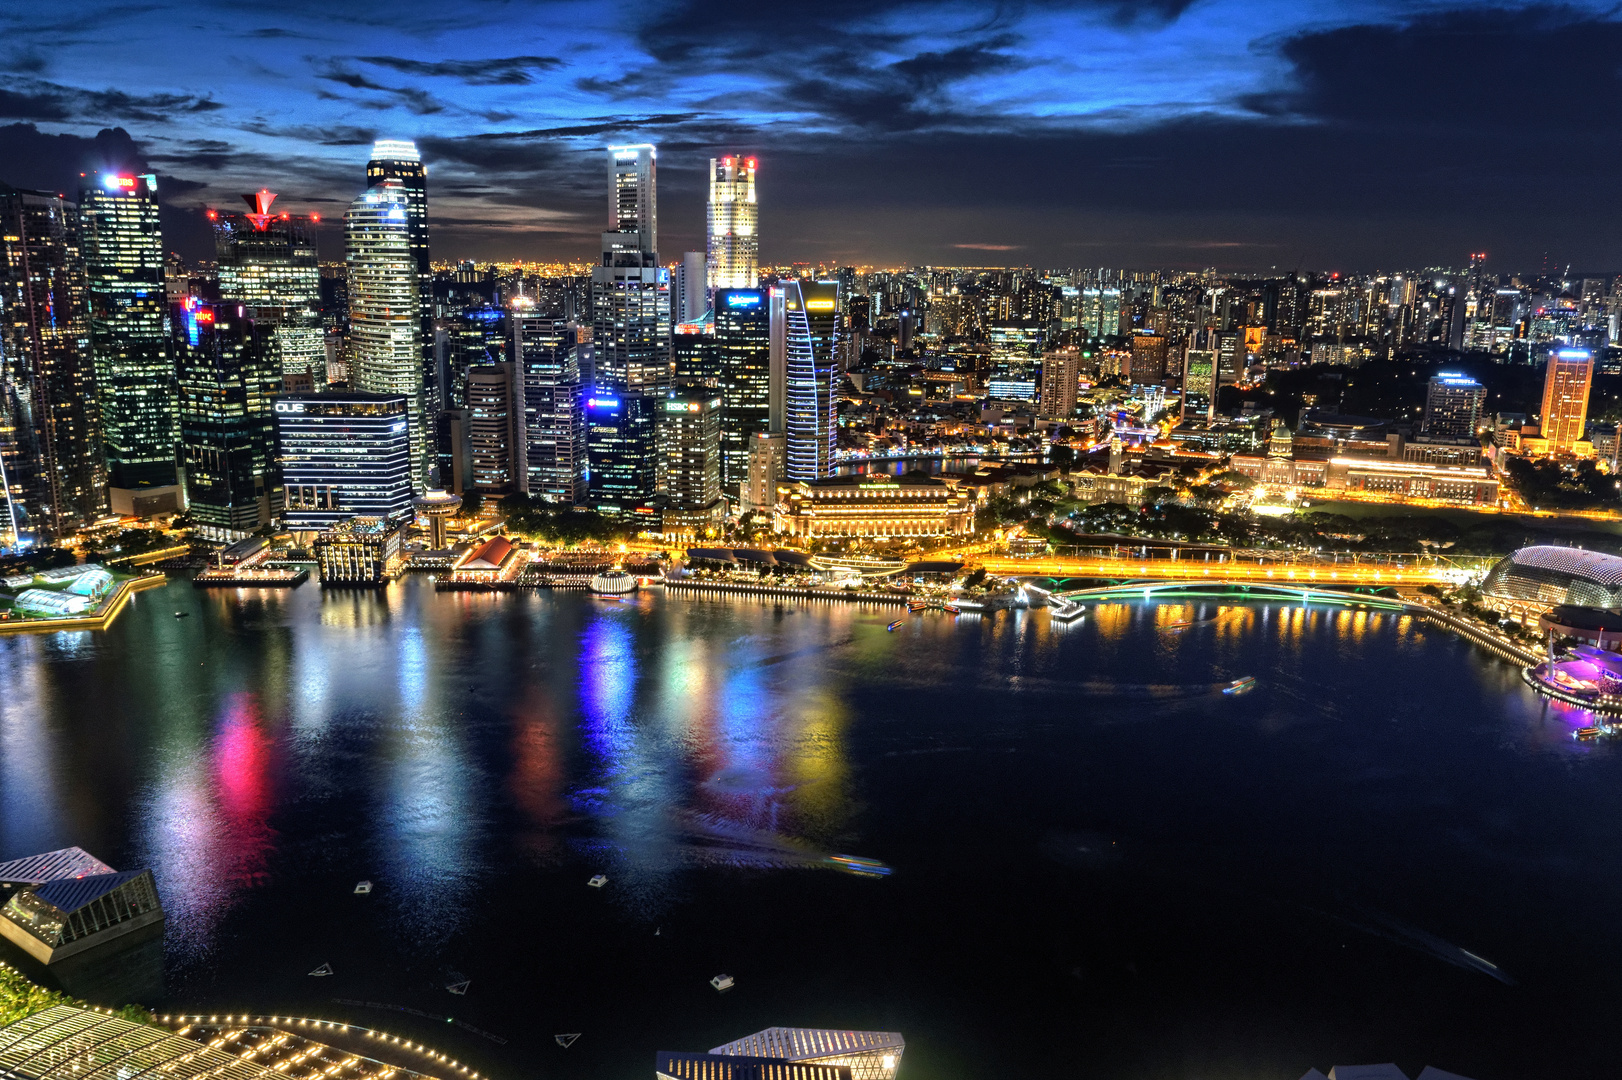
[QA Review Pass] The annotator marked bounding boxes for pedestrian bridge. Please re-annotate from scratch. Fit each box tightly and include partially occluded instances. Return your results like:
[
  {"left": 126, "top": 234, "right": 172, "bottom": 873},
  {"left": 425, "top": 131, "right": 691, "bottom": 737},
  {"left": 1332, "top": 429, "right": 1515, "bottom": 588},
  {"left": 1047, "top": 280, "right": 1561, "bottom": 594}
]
[{"left": 1043, "top": 579, "right": 1411, "bottom": 610}]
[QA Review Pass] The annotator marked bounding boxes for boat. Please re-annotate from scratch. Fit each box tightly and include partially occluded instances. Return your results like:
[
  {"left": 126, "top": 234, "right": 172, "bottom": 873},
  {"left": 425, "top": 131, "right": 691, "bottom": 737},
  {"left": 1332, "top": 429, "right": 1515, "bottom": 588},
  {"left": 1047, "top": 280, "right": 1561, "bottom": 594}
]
[
  {"left": 555, "top": 1034, "right": 581, "bottom": 1049},
  {"left": 907, "top": 601, "right": 929, "bottom": 612},
  {"left": 589, "top": 571, "right": 637, "bottom": 595},
  {"left": 1223, "top": 676, "right": 1257, "bottom": 695},
  {"left": 826, "top": 854, "right": 892, "bottom": 877},
  {"left": 1049, "top": 600, "right": 1085, "bottom": 622},
  {"left": 174, "top": 611, "right": 189, "bottom": 618},
  {"left": 309, "top": 962, "right": 333, "bottom": 977},
  {"left": 1575, "top": 726, "right": 1603, "bottom": 741},
  {"left": 710, "top": 974, "right": 735, "bottom": 992},
  {"left": 353, "top": 880, "right": 372, "bottom": 895},
  {"left": 446, "top": 979, "right": 470, "bottom": 995},
  {"left": 886, "top": 620, "right": 904, "bottom": 632},
  {"left": 587, "top": 874, "right": 608, "bottom": 888}
]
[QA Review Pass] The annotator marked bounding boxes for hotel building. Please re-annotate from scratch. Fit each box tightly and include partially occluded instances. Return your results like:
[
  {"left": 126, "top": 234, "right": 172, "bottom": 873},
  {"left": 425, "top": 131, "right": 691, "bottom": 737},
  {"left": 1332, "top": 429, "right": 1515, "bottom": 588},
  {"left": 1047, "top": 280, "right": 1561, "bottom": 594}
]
[
  {"left": 1539, "top": 348, "right": 1593, "bottom": 456},
  {"left": 275, "top": 390, "right": 414, "bottom": 530},
  {"left": 776, "top": 472, "right": 974, "bottom": 539}
]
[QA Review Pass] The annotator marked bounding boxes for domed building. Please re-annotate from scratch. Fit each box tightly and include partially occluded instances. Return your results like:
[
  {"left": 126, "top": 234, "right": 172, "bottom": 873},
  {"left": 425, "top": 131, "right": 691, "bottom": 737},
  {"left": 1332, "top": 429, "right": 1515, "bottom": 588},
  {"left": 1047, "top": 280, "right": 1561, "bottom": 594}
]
[{"left": 1480, "top": 545, "right": 1622, "bottom": 618}]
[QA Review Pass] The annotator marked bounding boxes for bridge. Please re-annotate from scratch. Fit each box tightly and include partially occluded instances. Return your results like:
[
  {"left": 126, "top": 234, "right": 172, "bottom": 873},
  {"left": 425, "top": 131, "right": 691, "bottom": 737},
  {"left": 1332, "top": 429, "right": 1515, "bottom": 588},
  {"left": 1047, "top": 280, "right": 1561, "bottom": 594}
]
[
  {"left": 1047, "top": 579, "right": 1411, "bottom": 610},
  {"left": 974, "top": 554, "right": 1464, "bottom": 588}
]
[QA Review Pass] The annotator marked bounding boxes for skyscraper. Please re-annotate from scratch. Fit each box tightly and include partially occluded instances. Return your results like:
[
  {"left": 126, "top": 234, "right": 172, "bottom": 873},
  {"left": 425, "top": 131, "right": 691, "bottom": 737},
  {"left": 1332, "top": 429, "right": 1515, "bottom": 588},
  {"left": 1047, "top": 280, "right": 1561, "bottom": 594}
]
[
  {"left": 1182, "top": 348, "right": 1217, "bottom": 424},
  {"left": 80, "top": 172, "right": 181, "bottom": 515},
  {"left": 1040, "top": 347, "right": 1081, "bottom": 419},
  {"left": 707, "top": 156, "right": 758, "bottom": 293},
  {"left": 0, "top": 182, "right": 104, "bottom": 541},
  {"left": 591, "top": 145, "right": 669, "bottom": 393},
  {"left": 715, "top": 287, "right": 769, "bottom": 490},
  {"left": 275, "top": 390, "right": 414, "bottom": 530},
  {"left": 211, "top": 189, "right": 324, "bottom": 389},
  {"left": 777, "top": 279, "right": 837, "bottom": 482},
  {"left": 1422, "top": 373, "right": 1487, "bottom": 439},
  {"left": 674, "top": 251, "right": 707, "bottom": 323},
  {"left": 466, "top": 361, "right": 525, "bottom": 494},
  {"left": 1540, "top": 348, "right": 1593, "bottom": 456},
  {"left": 512, "top": 315, "right": 586, "bottom": 504},
  {"left": 585, "top": 388, "right": 657, "bottom": 518},
  {"left": 345, "top": 179, "right": 428, "bottom": 488},
  {"left": 173, "top": 298, "right": 279, "bottom": 534},
  {"left": 365, "top": 140, "right": 435, "bottom": 410},
  {"left": 657, "top": 386, "right": 724, "bottom": 532}
]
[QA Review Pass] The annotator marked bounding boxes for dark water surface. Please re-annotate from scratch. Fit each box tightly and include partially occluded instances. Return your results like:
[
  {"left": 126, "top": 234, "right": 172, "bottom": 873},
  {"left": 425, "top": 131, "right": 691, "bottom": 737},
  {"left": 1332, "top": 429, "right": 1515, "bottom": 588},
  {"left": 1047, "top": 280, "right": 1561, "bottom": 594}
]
[{"left": 0, "top": 577, "right": 1613, "bottom": 1080}]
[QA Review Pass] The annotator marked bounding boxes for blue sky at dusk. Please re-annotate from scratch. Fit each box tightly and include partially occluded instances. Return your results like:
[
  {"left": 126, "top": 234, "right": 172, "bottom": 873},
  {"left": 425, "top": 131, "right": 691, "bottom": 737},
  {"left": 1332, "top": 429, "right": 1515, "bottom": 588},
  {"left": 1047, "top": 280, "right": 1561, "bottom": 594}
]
[{"left": 5, "top": 0, "right": 1621, "bottom": 269}]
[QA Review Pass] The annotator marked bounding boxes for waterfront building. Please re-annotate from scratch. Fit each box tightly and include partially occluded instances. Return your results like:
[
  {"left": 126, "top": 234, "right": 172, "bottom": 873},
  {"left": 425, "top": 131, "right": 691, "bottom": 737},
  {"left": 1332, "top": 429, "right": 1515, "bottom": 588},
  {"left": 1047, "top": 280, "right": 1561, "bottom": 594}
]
[
  {"left": 173, "top": 299, "right": 280, "bottom": 534},
  {"left": 656, "top": 1052, "right": 850, "bottom": 1080},
  {"left": 592, "top": 145, "right": 670, "bottom": 395},
  {"left": 1421, "top": 373, "right": 1486, "bottom": 438},
  {"left": 585, "top": 388, "right": 658, "bottom": 519},
  {"left": 1481, "top": 544, "right": 1622, "bottom": 620},
  {"left": 0, "top": 183, "right": 104, "bottom": 540},
  {"left": 743, "top": 431, "right": 785, "bottom": 516},
  {"left": 346, "top": 178, "right": 428, "bottom": 487},
  {"left": 1041, "top": 347, "right": 1082, "bottom": 418},
  {"left": 658, "top": 386, "right": 724, "bottom": 532},
  {"left": 1539, "top": 348, "right": 1593, "bottom": 456},
  {"left": 0, "top": 846, "right": 162, "bottom": 963},
  {"left": 365, "top": 140, "right": 435, "bottom": 411},
  {"left": 212, "top": 190, "right": 325, "bottom": 388},
  {"left": 274, "top": 390, "right": 414, "bottom": 530},
  {"left": 448, "top": 533, "right": 524, "bottom": 582},
  {"left": 313, "top": 513, "right": 407, "bottom": 585},
  {"left": 412, "top": 488, "right": 461, "bottom": 550},
  {"left": 466, "top": 362, "right": 525, "bottom": 494},
  {"left": 776, "top": 280, "right": 837, "bottom": 482},
  {"left": 674, "top": 250, "right": 707, "bottom": 322},
  {"left": 776, "top": 472, "right": 974, "bottom": 539},
  {"left": 711, "top": 1028, "right": 905, "bottom": 1080},
  {"left": 80, "top": 172, "right": 181, "bottom": 515},
  {"left": 707, "top": 156, "right": 758, "bottom": 292},
  {"left": 512, "top": 315, "right": 586, "bottom": 503},
  {"left": 717, "top": 288, "right": 771, "bottom": 490}
]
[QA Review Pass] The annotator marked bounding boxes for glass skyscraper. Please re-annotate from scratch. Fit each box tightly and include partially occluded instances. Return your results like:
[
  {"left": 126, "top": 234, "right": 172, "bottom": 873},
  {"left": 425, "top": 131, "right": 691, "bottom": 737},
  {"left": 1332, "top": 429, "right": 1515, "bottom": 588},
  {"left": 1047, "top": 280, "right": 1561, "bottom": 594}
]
[
  {"left": 706, "top": 155, "right": 757, "bottom": 293},
  {"left": 777, "top": 279, "right": 838, "bottom": 482},
  {"left": 345, "top": 178, "right": 428, "bottom": 489},
  {"left": 585, "top": 388, "right": 656, "bottom": 518},
  {"left": 80, "top": 172, "right": 180, "bottom": 515},
  {"left": 275, "top": 390, "right": 414, "bottom": 530},
  {"left": 212, "top": 189, "right": 324, "bottom": 389},
  {"left": 512, "top": 315, "right": 586, "bottom": 504},
  {"left": 0, "top": 183, "right": 104, "bottom": 541},
  {"left": 365, "top": 140, "right": 435, "bottom": 411},
  {"left": 715, "top": 288, "right": 769, "bottom": 491}
]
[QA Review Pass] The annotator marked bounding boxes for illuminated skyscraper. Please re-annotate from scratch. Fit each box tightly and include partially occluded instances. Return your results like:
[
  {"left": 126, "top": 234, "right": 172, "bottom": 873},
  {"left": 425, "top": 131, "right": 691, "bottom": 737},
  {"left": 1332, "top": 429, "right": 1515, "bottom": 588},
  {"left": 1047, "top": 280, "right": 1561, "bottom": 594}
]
[
  {"left": 1540, "top": 348, "right": 1594, "bottom": 456},
  {"left": 345, "top": 179, "right": 428, "bottom": 488},
  {"left": 80, "top": 172, "right": 181, "bottom": 515},
  {"left": 1422, "top": 373, "right": 1486, "bottom": 439},
  {"left": 776, "top": 279, "right": 838, "bottom": 481},
  {"left": 585, "top": 388, "right": 657, "bottom": 517},
  {"left": 715, "top": 287, "right": 769, "bottom": 490},
  {"left": 706, "top": 156, "right": 758, "bottom": 293},
  {"left": 512, "top": 315, "right": 586, "bottom": 504},
  {"left": 466, "top": 361, "right": 524, "bottom": 494},
  {"left": 365, "top": 140, "right": 436, "bottom": 410},
  {"left": 211, "top": 190, "right": 325, "bottom": 389},
  {"left": 1182, "top": 348, "right": 1217, "bottom": 423},
  {"left": 1041, "top": 347, "right": 1082, "bottom": 419},
  {"left": 657, "top": 385, "right": 724, "bottom": 531},
  {"left": 592, "top": 145, "right": 669, "bottom": 392},
  {"left": 674, "top": 251, "right": 707, "bottom": 323},
  {"left": 275, "top": 390, "right": 413, "bottom": 530},
  {"left": 173, "top": 298, "right": 279, "bottom": 534},
  {"left": 0, "top": 183, "right": 104, "bottom": 541}
]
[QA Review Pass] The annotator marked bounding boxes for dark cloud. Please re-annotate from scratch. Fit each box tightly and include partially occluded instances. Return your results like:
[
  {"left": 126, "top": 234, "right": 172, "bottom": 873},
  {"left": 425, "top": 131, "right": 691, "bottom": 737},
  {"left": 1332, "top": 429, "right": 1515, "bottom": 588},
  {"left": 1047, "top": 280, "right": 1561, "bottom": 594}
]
[
  {"left": 0, "top": 122, "right": 149, "bottom": 193},
  {"left": 356, "top": 55, "right": 564, "bottom": 86},
  {"left": 0, "top": 80, "right": 222, "bottom": 123},
  {"left": 3, "top": 48, "right": 48, "bottom": 75},
  {"left": 0, "top": 89, "right": 73, "bottom": 121},
  {"left": 780, "top": 35, "right": 1026, "bottom": 131},
  {"left": 243, "top": 27, "right": 317, "bottom": 39},
  {"left": 313, "top": 61, "right": 448, "bottom": 114}
]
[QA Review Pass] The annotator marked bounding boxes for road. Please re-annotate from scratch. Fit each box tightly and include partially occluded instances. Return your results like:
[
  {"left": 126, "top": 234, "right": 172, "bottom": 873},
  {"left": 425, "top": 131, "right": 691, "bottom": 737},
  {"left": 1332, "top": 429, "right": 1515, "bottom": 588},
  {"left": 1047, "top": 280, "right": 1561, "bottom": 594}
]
[{"left": 973, "top": 555, "right": 1462, "bottom": 586}]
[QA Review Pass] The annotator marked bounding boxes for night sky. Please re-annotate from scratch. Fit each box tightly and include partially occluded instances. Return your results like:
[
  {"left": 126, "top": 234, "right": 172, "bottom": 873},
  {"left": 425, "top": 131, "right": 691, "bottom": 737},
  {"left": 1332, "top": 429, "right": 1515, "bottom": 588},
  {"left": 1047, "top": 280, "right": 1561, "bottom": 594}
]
[{"left": 3, "top": 1, "right": 1619, "bottom": 271}]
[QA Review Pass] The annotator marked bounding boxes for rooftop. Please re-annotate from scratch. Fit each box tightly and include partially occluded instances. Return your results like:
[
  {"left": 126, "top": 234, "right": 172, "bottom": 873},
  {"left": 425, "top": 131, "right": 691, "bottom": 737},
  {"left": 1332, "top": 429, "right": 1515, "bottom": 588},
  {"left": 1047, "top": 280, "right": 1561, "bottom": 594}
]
[{"left": 0, "top": 848, "right": 115, "bottom": 888}]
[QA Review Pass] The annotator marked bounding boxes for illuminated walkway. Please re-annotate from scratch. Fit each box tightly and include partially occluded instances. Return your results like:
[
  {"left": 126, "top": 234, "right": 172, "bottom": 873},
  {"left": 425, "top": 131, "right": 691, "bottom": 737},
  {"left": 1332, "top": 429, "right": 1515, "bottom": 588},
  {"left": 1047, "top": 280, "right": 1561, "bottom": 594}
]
[
  {"left": 976, "top": 555, "right": 1460, "bottom": 587},
  {"left": 1053, "top": 579, "right": 1410, "bottom": 610}
]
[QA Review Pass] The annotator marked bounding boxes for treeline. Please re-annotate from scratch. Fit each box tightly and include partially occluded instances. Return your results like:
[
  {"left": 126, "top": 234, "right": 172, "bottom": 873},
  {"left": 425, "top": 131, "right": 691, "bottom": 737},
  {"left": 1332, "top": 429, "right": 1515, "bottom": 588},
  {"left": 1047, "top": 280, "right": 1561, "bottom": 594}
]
[{"left": 496, "top": 494, "right": 626, "bottom": 545}]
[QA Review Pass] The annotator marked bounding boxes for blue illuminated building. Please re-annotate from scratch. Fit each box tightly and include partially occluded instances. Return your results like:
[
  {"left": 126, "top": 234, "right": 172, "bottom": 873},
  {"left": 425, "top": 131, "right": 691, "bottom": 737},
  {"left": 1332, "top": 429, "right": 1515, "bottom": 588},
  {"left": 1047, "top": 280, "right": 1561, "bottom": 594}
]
[
  {"left": 275, "top": 390, "right": 414, "bottom": 530},
  {"left": 716, "top": 287, "right": 769, "bottom": 491},
  {"left": 585, "top": 389, "right": 657, "bottom": 519}
]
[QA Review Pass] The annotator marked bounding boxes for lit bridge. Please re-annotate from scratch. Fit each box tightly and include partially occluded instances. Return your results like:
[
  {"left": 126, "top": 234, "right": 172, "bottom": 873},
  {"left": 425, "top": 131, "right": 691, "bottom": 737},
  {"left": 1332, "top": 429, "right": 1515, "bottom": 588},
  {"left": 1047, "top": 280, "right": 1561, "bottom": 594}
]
[
  {"left": 1043, "top": 580, "right": 1412, "bottom": 610},
  {"left": 974, "top": 555, "right": 1464, "bottom": 589}
]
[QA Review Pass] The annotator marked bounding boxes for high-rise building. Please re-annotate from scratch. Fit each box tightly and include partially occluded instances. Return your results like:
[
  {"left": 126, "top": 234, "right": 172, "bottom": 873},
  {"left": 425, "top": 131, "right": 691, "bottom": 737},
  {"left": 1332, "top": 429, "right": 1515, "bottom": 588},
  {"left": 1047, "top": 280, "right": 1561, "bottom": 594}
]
[
  {"left": 674, "top": 251, "right": 707, "bottom": 323},
  {"left": 1182, "top": 348, "right": 1217, "bottom": 423},
  {"left": 1539, "top": 348, "right": 1594, "bottom": 456},
  {"left": 345, "top": 178, "right": 428, "bottom": 488},
  {"left": 672, "top": 310, "right": 718, "bottom": 387},
  {"left": 715, "top": 288, "right": 770, "bottom": 490},
  {"left": 707, "top": 156, "right": 758, "bottom": 293},
  {"left": 365, "top": 140, "right": 435, "bottom": 410},
  {"left": 777, "top": 279, "right": 837, "bottom": 481},
  {"left": 275, "top": 390, "right": 414, "bottom": 530},
  {"left": 742, "top": 431, "right": 785, "bottom": 516},
  {"left": 466, "top": 361, "right": 525, "bottom": 495},
  {"left": 0, "top": 182, "right": 104, "bottom": 540},
  {"left": 1128, "top": 332, "right": 1169, "bottom": 384},
  {"left": 657, "top": 386, "right": 724, "bottom": 531},
  {"left": 585, "top": 387, "right": 657, "bottom": 518},
  {"left": 80, "top": 172, "right": 181, "bottom": 515},
  {"left": 1040, "top": 347, "right": 1081, "bottom": 418},
  {"left": 211, "top": 189, "right": 325, "bottom": 389},
  {"left": 1422, "top": 373, "right": 1487, "bottom": 439},
  {"left": 592, "top": 145, "right": 670, "bottom": 396},
  {"left": 173, "top": 299, "right": 280, "bottom": 535},
  {"left": 512, "top": 315, "right": 586, "bottom": 504}
]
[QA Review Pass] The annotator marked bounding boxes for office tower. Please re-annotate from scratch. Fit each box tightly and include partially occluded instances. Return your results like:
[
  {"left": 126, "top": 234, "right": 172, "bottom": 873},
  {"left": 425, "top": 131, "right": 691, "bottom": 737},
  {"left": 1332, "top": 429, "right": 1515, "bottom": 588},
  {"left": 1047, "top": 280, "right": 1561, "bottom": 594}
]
[
  {"left": 1422, "top": 373, "right": 1487, "bottom": 439},
  {"left": 657, "top": 386, "right": 724, "bottom": 531},
  {"left": 777, "top": 279, "right": 837, "bottom": 481},
  {"left": 707, "top": 156, "right": 758, "bottom": 293},
  {"left": 592, "top": 145, "right": 670, "bottom": 394},
  {"left": 1540, "top": 348, "right": 1594, "bottom": 456},
  {"left": 585, "top": 388, "right": 657, "bottom": 517},
  {"left": 674, "top": 251, "right": 707, "bottom": 323},
  {"left": 434, "top": 409, "right": 472, "bottom": 495},
  {"left": 743, "top": 431, "right": 785, "bottom": 515},
  {"left": 1128, "top": 332, "right": 1168, "bottom": 384},
  {"left": 466, "top": 361, "right": 525, "bottom": 494},
  {"left": 715, "top": 287, "right": 769, "bottom": 490},
  {"left": 672, "top": 310, "right": 718, "bottom": 386},
  {"left": 211, "top": 189, "right": 325, "bottom": 388},
  {"left": 345, "top": 178, "right": 428, "bottom": 489},
  {"left": 1040, "top": 347, "right": 1081, "bottom": 418},
  {"left": 173, "top": 299, "right": 279, "bottom": 534},
  {"left": 512, "top": 315, "right": 586, "bottom": 504},
  {"left": 80, "top": 172, "right": 181, "bottom": 516},
  {"left": 1182, "top": 348, "right": 1217, "bottom": 424},
  {"left": 275, "top": 390, "right": 413, "bottom": 530},
  {"left": 1081, "top": 287, "right": 1122, "bottom": 338},
  {"left": 0, "top": 183, "right": 104, "bottom": 540},
  {"left": 365, "top": 140, "right": 435, "bottom": 411}
]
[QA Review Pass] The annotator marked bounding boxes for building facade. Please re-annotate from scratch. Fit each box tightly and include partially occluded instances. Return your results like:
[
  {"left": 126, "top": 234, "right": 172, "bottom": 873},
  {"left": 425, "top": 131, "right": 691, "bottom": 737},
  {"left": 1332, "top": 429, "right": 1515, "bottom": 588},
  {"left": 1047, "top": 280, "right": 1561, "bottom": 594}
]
[
  {"left": 365, "top": 140, "right": 435, "bottom": 411},
  {"left": 1422, "top": 373, "right": 1486, "bottom": 438},
  {"left": 717, "top": 288, "right": 771, "bottom": 491},
  {"left": 777, "top": 280, "right": 837, "bottom": 482},
  {"left": 657, "top": 386, "right": 724, "bottom": 531},
  {"left": 706, "top": 155, "right": 758, "bottom": 292},
  {"left": 212, "top": 190, "right": 325, "bottom": 389},
  {"left": 776, "top": 472, "right": 975, "bottom": 539},
  {"left": 1539, "top": 348, "right": 1593, "bottom": 456},
  {"left": 466, "top": 361, "right": 525, "bottom": 495},
  {"left": 1041, "top": 348, "right": 1081, "bottom": 419},
  {"left": 585, "top": 388, "right": 658, "bottom": 518},
  {"left": 275, "top": 390, "right": 414, "bottom": 530},
  {"left": 512, "top": 315, "right": 586, "bottom": 504},
  {"left": 314, "top": 514, "right": 407, "bottom": 585},
  {"left": 592, "top": 145, "right": 670, "bottom": 395}
]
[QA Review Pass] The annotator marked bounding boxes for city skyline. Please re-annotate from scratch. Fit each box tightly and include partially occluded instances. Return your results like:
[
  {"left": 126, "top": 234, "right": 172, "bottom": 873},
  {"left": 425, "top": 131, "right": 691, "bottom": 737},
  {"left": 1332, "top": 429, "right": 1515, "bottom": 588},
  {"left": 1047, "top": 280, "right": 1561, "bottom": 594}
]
[{"left": 6, "top": 1, "right": 1622, "bottom": 268}]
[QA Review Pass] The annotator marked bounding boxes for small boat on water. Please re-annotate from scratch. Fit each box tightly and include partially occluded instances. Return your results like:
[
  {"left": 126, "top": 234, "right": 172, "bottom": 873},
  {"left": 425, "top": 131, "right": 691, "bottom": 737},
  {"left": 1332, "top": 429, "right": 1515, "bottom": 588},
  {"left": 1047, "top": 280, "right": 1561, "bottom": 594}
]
[
  {"left": 907, "top": 601, "right": 929, "bottom": 612},
  {"left": 1223, "top": 676, "right": 1257, "bottom": 695},
  {"left": 1050, "top": 600, "right": 1085, "bottom": 622},
  {"left": 886, "top": 620, "right": 904, "bottom": 632},
  {"left": 1575, "top": 726, "right": 1604, "bottom": 741},
  {"left": 555, "top": 1034, "right": 581, "bottom": 1049},
  {"left": 710, "top": 974, "right": 735, "bottom": 992},
  {"left": 589, "top": 571, "right": 637, "bottom": 595},
  {"left": 826, "top": 854, "right": 892, "bottom": 877},
  {"left": 174, "top": 611, "right": 189, "bottom": 618},
  {"left": 309, "top": 962, "right": 333, "bottom": 977},
  {"left": 353, "top": 880, "right": 372, "bottom": 895},
  {"left": 587, "top": 874, "right": 608, "bottom": 888}
]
